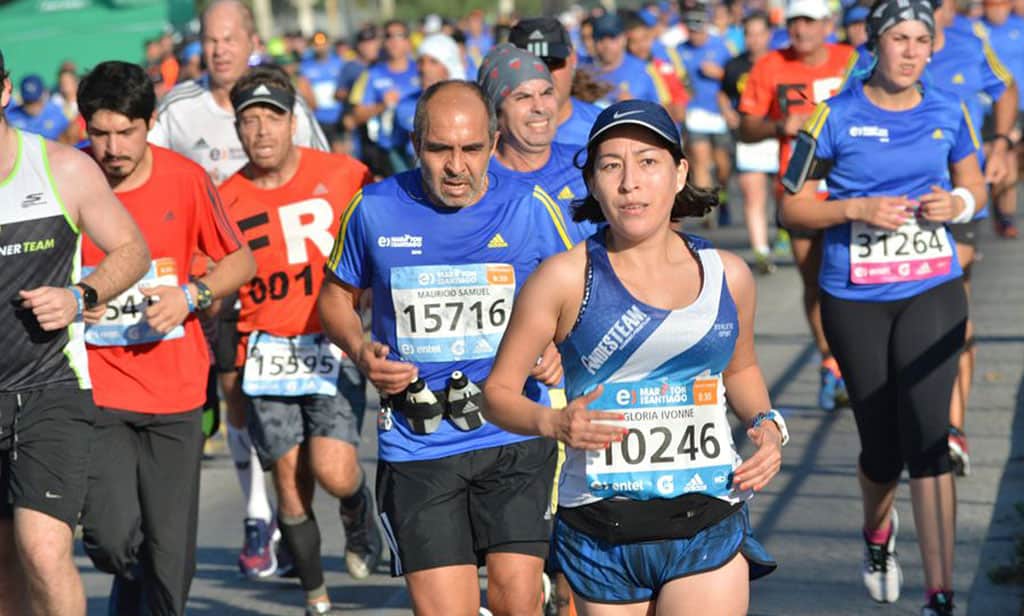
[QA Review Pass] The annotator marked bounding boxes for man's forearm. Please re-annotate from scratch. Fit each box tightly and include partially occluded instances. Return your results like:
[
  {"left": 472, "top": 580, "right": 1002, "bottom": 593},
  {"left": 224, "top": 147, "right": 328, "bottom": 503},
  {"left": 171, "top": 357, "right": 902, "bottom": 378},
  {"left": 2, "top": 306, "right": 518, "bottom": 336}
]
[
  {"left": 351, "top": 103, "right": 385, "bottom": 126},
  {"left": 993, "top": 82, "right": 1019, "bottom": 143},
  {"left": 318, "top": 281, "right": 367, "bottom": 359},
  {"left": 739, "top": 114, "right": 780, "bottom": 143},
  {"left": 193, "top": 247, "right": 256, "bottom": 299},
  {"left": 81, "top": 238, "right": 150, "bottom": 303}
]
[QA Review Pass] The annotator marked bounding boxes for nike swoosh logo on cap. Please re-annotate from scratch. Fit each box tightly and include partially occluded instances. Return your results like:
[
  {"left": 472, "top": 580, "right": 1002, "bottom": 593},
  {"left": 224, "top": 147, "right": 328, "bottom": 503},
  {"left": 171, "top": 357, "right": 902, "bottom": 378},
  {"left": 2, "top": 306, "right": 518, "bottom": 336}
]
[{"left": 612, "top": 109, "right": 645, "bottom": 119}]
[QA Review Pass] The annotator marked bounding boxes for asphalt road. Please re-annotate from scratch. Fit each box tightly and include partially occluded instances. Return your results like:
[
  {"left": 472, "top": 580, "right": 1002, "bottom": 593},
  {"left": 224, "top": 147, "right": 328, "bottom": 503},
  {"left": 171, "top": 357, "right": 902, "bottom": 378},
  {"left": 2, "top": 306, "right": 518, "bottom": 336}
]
[{"left": 77, "top": 209, "right": 1024, "bottom": 615}]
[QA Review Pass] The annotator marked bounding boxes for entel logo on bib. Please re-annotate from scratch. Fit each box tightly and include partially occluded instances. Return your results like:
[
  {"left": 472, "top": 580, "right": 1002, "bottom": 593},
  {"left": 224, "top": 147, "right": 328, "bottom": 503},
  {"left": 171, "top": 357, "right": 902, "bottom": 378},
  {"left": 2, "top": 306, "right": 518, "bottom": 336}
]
[{"left": 585, "top": 376, "right": 734, "bottom": 501}]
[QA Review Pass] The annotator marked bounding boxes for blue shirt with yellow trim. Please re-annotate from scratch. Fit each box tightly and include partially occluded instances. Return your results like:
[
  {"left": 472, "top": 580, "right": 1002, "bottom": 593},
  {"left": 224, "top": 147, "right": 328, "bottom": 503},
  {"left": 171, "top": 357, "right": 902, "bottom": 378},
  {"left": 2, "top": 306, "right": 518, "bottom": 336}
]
[
  {"left": 980, "top": 15, "right": 1024, "bottom": 110},
  {"left": 677, "top": 35, "right": 733, "bottom": 113},
  {"left": 808, "top": 84, "right": 973, "bottom": 301},
  {"left": 489, "top": 142, "right": 599, "bottom": 245},
  {"left": 326, "top": 170, "right": 572, "bottom": 462},
  {"left": 556, "top": 98, "right": 602, "bottom": 146},
  {"left": 348, "top": 61, "right": 420, "bottom": 150},
  {"left": 593, "top": 53, "right": 669, "bottom": 107}
]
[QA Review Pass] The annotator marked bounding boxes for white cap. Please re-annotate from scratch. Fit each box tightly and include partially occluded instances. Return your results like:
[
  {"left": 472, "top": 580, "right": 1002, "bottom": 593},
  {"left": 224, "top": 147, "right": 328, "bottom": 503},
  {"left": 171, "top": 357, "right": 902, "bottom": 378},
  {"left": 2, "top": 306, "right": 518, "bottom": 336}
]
[
  {"left": 423, "top": 14, "right": 443, "bottom": 34},
  {"left": 786, "top": 0, "right": 831, "bottom": 20},
  {"left": 418, "top": 34, "right": 467, "bottom": 81}
]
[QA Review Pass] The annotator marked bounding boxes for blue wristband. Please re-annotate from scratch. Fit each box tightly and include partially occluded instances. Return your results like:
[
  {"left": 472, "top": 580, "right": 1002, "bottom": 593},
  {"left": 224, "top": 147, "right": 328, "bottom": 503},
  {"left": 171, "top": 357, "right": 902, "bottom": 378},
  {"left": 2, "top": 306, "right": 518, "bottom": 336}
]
[
  {"left": 68, "top": 286, "right": 84, "bottom": 317},
  {"left": 181, "top": 284, "right": 195, "bottom": 313}
]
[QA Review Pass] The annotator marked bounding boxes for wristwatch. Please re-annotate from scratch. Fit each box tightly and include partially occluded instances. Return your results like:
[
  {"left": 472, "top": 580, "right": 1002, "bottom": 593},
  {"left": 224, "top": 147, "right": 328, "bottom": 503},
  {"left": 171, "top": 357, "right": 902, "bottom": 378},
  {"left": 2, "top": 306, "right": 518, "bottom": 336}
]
[
  {"left": 751, "top": 409, "right": 790, "bottom": 447},
  {"left": 75, "top": 282, "right": 99, "bottom": 310},
  {"left": 193, "top": 280, "right": 215, "bottom": 311}
]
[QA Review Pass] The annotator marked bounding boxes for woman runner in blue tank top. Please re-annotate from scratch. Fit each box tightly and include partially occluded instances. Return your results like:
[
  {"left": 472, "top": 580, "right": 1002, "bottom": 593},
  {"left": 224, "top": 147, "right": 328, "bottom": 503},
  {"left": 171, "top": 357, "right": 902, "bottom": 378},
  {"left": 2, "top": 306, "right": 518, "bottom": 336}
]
[
  {"left": 781, "top": 1, "right": 985, "bottom": 613},
  {"left": 483, "top": 99, "right": 784, "bottom": 614}
]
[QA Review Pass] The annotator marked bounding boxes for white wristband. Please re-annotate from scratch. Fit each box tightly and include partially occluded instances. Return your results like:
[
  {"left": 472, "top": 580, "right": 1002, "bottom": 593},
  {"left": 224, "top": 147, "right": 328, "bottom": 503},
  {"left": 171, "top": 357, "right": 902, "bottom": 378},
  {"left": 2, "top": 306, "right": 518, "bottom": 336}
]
[{"left": 950, "top": 187, "right": 976, "bottom": 224}]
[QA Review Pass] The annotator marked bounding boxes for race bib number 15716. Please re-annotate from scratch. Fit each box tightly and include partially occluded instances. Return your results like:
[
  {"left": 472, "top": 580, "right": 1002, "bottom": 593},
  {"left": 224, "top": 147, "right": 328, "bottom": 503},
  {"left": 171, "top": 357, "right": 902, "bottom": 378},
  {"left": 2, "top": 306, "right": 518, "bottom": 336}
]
[{"left": 390, "top": 263, "right": 515, "bottom": 362}]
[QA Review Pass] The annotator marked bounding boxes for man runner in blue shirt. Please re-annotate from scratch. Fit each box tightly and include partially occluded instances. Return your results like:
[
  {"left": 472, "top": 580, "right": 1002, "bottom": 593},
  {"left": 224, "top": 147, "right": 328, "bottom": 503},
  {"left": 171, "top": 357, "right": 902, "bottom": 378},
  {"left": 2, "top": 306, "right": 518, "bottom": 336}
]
[{"left": 318, "top": 80, "right": 572, "bottom": 615}]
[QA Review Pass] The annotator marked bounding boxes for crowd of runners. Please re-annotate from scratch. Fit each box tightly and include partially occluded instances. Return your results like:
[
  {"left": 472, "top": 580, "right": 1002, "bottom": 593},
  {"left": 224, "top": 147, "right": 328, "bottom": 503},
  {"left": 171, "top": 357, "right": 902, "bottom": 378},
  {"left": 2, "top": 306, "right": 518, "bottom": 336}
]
[{"left": 1, "top": 0, "right": 1022, "bottom": 614}]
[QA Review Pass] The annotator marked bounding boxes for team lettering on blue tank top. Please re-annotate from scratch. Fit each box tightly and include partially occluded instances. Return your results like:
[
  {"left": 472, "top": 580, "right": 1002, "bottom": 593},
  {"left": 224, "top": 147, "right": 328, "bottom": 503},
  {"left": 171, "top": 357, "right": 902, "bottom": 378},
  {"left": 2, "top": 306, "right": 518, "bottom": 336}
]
[{"left": 557, "top": 234, "right": 744, "bottom": 506}]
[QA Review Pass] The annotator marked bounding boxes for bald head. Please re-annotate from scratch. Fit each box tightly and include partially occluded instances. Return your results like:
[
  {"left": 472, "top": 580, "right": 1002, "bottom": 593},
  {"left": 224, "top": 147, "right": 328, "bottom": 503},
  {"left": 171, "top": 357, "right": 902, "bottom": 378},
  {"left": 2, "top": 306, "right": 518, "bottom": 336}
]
[
  {"left": 201, "top": 0, "right": 258, "bottom": 90},
  {"left": 413, "top": 80, "right": 497, "bottom": 149},
  {"left": 202, "top": 0, "right": 255, "bottom": 37}
]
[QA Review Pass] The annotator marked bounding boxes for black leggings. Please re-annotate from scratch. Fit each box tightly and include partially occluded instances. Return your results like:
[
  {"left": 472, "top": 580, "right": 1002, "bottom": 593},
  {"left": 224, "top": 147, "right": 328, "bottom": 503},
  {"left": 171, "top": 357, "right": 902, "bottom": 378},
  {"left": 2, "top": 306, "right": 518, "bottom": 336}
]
[{"left": 821, "top": 278, "right": 967, "bottom": 482}]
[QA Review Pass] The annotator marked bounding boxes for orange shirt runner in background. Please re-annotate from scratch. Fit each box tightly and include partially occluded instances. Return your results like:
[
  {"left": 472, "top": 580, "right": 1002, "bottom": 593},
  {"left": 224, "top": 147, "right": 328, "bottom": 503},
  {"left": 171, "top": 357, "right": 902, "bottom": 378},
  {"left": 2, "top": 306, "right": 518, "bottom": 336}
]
[
  {"left": 738, "top": 43, "right": 855, "bottom": 177},
  {"left": 82, "top": 146, "right": 244, "bottom": 413},
  {"left": 219, "top": 147, "right": 372, "bottom": 364}
]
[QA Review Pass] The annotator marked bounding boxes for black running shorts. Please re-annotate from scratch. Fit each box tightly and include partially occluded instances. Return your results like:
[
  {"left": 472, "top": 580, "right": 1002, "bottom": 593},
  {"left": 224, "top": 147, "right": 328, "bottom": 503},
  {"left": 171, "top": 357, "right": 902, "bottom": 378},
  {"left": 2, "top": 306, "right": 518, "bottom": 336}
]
[
  {"left": 376, "top": 437, "right": 557, "bottom": 576},
  {"left": 0, "top": 387, "right": 96, "bottom": 528}
]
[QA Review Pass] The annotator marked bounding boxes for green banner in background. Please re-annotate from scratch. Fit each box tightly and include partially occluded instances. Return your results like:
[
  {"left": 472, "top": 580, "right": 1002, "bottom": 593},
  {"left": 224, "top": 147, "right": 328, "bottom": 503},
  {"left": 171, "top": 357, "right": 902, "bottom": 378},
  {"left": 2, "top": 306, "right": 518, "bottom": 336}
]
[{"left": 0, "top": 0, "right": 191, "bottom": 90}]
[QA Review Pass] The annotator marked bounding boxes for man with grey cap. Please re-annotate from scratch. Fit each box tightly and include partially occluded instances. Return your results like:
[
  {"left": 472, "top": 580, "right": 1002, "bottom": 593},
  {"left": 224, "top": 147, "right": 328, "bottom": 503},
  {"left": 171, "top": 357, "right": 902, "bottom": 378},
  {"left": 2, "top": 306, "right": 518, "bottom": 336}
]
[
  {"left": 508, "top": 16, "right": 603, "bottom": 147},
  {"left": 317, "top": 78, "right": 572, "bottom": 615},
  {"left": 481, "top": 43, "right": 598, "bottom": 245}
]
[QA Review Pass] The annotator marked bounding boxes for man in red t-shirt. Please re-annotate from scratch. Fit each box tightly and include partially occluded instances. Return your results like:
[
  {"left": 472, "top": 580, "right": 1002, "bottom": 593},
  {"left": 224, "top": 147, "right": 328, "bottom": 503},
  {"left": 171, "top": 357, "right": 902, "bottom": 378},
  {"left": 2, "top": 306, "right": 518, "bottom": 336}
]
[
  {"left": 219, "top": 66, "right": 375, "bottom": 614},
  {"left": 76, "top": 61, "right": 255, "bottom": 615},
  {"left": 738, "top": 0, "right": 855, "bottom": 412}
]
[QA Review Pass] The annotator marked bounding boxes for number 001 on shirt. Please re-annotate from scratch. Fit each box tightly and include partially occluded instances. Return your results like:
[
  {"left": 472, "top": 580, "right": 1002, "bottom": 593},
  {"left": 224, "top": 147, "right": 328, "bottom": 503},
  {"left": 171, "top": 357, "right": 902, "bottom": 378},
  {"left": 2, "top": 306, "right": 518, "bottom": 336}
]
[
  {"left": 585, "top": 375, "right": 735, "bottom": 501},
  {"left": 391, "top": 263, "right": 515, "bottom": 363},
  {"left": 849, "top": 217, "right": 953, "bottom": 285}
]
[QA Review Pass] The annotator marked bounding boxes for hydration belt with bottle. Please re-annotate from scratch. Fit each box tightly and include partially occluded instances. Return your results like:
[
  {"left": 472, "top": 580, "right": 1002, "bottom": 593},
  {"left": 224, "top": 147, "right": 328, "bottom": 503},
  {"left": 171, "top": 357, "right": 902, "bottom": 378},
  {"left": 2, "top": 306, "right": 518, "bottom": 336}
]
[{"left": 384, "top": 371, "right": 486, "bottom": 434}]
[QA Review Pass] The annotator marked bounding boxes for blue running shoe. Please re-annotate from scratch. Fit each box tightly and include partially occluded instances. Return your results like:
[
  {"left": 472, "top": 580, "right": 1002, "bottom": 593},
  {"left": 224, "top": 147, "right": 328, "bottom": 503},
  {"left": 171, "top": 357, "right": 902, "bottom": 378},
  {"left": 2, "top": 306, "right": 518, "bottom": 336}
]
[
  {"left": 819, "top": 367, "right": 838, "bottom": 412},
  {"left": 238, "top": 517, "right": 278, "bottom": 579}
]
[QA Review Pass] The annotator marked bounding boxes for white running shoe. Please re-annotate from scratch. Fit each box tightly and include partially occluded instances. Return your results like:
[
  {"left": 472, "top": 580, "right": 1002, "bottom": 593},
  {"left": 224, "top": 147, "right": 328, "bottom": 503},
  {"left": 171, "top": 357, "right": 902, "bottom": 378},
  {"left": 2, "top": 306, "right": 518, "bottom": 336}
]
[{"left": 862, "top": 508, "right": 902, "bottom": 603}]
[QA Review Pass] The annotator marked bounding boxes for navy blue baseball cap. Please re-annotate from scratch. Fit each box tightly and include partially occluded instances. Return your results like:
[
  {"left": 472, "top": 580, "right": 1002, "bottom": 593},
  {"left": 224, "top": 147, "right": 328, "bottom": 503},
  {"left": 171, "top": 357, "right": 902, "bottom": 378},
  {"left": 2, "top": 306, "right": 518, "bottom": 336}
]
[
  {"left": 844, "top": 4, "right": 870, "bottom": 25},
  {"left": 593, "top": 13, "right": 625, "bottom": 39},
  {"left": 585, "top": 99, "right": 684, "bottom": 158},
  {"left": 20, "top": 74, "right": 44, "bottom": 103}
]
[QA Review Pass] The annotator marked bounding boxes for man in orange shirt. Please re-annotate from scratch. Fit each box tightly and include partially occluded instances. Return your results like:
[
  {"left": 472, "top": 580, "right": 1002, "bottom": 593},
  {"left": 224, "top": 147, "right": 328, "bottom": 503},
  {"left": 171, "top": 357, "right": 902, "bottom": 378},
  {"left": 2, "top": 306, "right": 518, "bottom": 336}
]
[
  {"left": 75, "top": 61, "right": 255, "bottom": 615},
  {"left": 738, "top": 0, "right": 856, "bottom": 411},
  {"left": 219, "top": 66, "right": 376, "bottom": 615}
]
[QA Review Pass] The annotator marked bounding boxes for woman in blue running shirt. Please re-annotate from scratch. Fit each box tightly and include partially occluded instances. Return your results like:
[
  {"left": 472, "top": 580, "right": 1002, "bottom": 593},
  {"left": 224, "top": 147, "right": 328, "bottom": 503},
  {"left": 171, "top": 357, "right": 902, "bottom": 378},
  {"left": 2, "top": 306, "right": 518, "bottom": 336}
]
[
  {"left": 781, "top": 1, "right": 985, "bottom": 613},
  {"left": 483, "top": 99, "right": 783, "bottom": 615}
]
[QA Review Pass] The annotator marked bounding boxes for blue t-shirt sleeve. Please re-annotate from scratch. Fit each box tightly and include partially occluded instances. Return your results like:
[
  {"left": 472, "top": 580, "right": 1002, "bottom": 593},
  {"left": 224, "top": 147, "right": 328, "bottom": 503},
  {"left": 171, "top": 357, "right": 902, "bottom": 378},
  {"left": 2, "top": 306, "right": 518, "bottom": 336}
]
[
  {"left": 951, "top": 103, "right": 979, "bottom": 163},
  {"left": 978, "top": 39, "right": 1011, "bottom": 99},
  {"left": 530, "top": 187, "right": 575, "bottom": 255},
  {"left": 351, "top": 68, "right": 381, "bottom": 105},
  {"left": 326, "top": 191, "right": 372, "bottom": 289}
]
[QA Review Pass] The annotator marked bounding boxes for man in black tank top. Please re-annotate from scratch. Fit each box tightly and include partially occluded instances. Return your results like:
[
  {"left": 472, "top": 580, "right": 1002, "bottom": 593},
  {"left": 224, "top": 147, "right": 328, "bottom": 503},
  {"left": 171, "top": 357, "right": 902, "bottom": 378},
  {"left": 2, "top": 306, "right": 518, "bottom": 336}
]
[{"left": 0, "top": 50, "right": 150, "bottom": 616}]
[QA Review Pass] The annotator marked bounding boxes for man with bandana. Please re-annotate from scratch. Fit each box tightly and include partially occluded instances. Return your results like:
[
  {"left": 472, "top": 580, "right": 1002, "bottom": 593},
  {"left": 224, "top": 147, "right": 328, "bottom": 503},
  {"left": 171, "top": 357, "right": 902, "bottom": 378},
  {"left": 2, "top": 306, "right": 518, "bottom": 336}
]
[
  {"left": 318, "top": 78, "right": 572, "bottom": 615},
  {"left": 483, "top": 44, "right": 599, "bottom": 245}
]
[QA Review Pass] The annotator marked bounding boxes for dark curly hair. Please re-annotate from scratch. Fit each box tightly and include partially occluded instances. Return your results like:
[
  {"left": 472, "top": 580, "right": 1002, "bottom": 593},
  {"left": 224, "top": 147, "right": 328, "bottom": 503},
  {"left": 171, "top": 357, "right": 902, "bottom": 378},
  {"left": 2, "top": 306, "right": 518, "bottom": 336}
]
[{"left": 572, "top": 135, "right": 718, "bottom": 224}]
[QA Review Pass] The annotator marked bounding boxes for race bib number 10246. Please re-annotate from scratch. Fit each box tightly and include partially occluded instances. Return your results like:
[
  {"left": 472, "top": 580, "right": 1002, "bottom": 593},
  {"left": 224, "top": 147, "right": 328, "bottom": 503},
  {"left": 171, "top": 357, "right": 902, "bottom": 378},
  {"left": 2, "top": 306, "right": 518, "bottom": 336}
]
[
  {"left": 585, "top": 376, "right": 736, "bottom": 501},
  {"left": 390, "top": 264, "right": 515, "bottom": 363}
]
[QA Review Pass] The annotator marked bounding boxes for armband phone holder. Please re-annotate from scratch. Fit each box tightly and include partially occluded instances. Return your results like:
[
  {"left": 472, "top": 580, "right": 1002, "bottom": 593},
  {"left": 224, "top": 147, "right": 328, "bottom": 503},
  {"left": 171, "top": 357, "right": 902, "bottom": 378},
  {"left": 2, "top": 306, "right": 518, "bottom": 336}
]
[{"left": 781, "top": 130, "right": 819, "bottom": 195}]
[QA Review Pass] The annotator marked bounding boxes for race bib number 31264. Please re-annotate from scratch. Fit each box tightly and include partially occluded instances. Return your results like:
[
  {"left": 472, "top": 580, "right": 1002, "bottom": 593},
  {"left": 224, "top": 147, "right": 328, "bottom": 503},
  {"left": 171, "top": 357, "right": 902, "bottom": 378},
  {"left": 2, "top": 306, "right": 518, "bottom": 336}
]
[
  {"left": 585, "top": 376, "right": 735, "bottom": 501},
  {"left": 391, "top": 264, "right": 515, "bottom": 362},
  {"left": 849, "top": 218, "right": 953, "bottom": 285}
]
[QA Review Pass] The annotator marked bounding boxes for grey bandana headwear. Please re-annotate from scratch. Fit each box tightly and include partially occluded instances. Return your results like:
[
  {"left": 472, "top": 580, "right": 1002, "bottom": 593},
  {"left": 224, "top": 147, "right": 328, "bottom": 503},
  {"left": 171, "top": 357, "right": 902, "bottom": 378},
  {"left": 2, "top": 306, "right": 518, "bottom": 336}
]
[
  {"left": 476, "top": 43, "right": 553, "bottom": 111},
  {"left": 866, "top": 0, "right": 936, "bottom": 51}
]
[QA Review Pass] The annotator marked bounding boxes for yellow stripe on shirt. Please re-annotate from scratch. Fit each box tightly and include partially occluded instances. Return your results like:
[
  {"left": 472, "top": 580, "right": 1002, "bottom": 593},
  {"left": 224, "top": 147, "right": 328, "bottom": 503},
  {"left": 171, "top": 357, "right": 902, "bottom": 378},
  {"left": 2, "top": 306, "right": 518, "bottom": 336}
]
[
  {"left": 804, "top": 102, "right": 831, "bottom": 138},
  {"left": 534, "top": 187, "right": 574, "bottom": 250},
  {"left": 646, "top": 64, "right": 672, "bottom": 107},
  {"left": 327, "top": 190, "right": 364, "bottom": 271},
  {"left": 982, "top": 40, "right": 1014, "bottom": 86},
  {"left": 961, "top": 101, "right": 981, "bottom": 151},
  {"left": 348, "top": 71, "right": 370, "bottom": 106}
]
